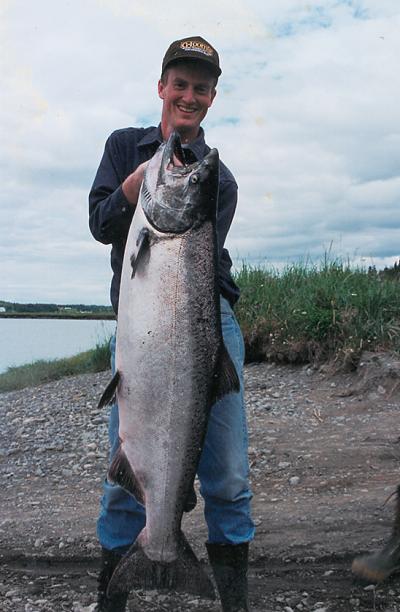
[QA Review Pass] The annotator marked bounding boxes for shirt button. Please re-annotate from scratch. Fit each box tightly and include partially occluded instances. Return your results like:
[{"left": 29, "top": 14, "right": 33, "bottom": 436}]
[{"left": 121, "top": 206, "right": 127, "bottom": 212}]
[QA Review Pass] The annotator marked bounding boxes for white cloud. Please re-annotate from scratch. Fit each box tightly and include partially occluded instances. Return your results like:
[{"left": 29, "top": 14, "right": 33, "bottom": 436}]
[{"left": 1, "top": 0, "right": 399, "bottom": 304}]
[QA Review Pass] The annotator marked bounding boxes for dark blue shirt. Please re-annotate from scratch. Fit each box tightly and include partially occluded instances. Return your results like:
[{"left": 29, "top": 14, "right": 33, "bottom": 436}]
[{"left": 89, "top": 125, "right": 240, "bottom": 314}]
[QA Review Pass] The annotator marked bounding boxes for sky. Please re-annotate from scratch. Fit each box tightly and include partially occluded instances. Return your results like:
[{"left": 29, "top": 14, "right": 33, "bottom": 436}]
[{"left": 1, "top": 0, "right": 399, "bottom": 304}]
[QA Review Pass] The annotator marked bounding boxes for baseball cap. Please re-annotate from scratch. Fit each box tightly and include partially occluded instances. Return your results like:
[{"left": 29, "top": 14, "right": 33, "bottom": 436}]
[{"left": 162, "top": 36, "right": 221, "bottom": 77}]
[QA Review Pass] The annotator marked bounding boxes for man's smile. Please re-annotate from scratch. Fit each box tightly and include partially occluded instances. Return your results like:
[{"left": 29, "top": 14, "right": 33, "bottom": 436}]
[{"left": 177, "top": 104, "right": 197, "bottom": 114}]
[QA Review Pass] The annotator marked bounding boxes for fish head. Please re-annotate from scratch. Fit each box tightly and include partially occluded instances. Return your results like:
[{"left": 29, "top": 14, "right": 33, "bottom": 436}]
[{"left": 141, "top": 132, "right": 219, "bottom": 234}]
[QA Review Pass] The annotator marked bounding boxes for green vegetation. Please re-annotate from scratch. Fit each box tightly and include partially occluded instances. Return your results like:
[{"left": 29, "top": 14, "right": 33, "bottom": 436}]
[
  {"left": 1, "top": 259, "right": 399, "bottom": 392},
  {"left": 0, "top": 338, "right": 111, "bottom": 393},
  {"left": 234, "top": 259, "right": 400, "bottom": 367}
]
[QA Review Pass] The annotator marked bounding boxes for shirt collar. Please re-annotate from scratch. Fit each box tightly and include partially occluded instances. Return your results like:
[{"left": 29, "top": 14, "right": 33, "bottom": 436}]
[
  {"left": 182, "top": 128, "right": 206, "bottom": 161},
  {"left": 137, "top": 125, "right": 163, "bottom": 148},
  {"left": 138, "top": 125, "right": 207, "bottom": 161}
]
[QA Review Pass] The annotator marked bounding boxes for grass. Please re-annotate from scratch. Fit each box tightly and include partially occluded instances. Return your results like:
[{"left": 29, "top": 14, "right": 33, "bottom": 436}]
[
  {"left": 234, "top": 259, "right": 400, "bottom": 367},
  {"left": 1, "top": 259, "right": 399, "bottom": 392}
]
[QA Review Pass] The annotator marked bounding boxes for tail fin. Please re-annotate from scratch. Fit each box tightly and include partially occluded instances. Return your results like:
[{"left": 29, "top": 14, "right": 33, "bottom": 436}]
[{"left": 107, "top": 532, "right": 215, "bottom": 599}]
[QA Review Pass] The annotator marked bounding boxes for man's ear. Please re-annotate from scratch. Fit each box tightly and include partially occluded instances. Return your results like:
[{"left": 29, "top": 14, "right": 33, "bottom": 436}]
[
  {"left": 158, "top": 79, "right": 165, "bottom": 100},
  {"left": 209, "top": 88, "right": 217, "bottom": 107}
]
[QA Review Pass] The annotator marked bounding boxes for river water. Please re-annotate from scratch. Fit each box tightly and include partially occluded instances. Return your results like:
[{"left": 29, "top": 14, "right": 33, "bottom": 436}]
[{"left": 0, "top": 318, "right": 116, "bottom": 373}]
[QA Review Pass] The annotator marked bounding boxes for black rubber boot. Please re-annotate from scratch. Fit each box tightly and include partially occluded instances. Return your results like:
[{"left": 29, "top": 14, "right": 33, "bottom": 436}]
[
  {"left": 206, "top": 542, "right": 250, "bottom": 611},
  {"left": 352, "top": 485, "right": 400, "bottom": 583},
  {"left": 95, "top": 547, "right": 129, "bottom": 612}
]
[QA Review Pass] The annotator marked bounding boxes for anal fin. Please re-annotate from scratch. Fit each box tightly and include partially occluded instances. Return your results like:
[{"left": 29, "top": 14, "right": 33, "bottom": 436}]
[{"left": 108, "top": 445, "right": 145, "bottom": 505}]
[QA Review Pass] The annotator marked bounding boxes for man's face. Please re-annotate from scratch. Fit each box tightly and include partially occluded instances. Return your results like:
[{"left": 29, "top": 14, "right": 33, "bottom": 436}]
[{"left": 158, "top": 63, "right": 217, "bottom": 143}]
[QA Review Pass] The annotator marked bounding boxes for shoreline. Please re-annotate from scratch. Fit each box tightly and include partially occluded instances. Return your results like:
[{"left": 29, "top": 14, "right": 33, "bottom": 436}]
[{"left": 0, "top": 313, "right": 115, "bottom": 320}]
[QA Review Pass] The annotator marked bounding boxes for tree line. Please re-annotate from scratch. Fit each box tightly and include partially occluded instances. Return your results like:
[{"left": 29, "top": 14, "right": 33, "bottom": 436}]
[{"left": 0, "top": 301, "right": 113, "bottom": 314}]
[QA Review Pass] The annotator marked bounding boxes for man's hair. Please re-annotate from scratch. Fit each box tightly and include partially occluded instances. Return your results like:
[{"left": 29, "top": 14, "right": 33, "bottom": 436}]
[{"left": 160, "top": 60, "right": 218, "bottom": 88}]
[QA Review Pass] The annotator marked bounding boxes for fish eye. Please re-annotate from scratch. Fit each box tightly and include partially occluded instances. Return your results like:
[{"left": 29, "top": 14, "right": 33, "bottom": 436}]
[{"left": 190, "top": 174, "right": 199, "bottom": 184}]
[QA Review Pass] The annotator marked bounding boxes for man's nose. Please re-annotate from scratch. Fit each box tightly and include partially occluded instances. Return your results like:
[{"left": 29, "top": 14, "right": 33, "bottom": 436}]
[{"left": 181, "top": 87, "right": 196, "bottom": 104}]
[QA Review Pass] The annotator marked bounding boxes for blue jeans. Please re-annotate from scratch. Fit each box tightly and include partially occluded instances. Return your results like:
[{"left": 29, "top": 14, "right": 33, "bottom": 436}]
[{"left": 97, "top": 297, "right": 255, "bottom": 553}]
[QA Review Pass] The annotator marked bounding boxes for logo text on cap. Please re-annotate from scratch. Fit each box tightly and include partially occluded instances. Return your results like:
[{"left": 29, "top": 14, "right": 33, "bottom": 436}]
[{"left": 180, "top": 40, "right": 214, "bottom": 57}]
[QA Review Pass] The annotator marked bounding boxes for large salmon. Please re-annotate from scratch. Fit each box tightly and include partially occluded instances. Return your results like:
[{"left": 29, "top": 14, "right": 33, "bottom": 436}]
[{"left": 98, "top": 131, "right": 239, "bottom": 597}]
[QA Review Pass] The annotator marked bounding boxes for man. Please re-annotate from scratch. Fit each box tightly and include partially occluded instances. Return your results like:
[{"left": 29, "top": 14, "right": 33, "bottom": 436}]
[
  {"left": 352, "top": 486, "right": 400, "bottom": 583},
  {"left": 89, "top": 36, "right": 254, "bottom": 612}
]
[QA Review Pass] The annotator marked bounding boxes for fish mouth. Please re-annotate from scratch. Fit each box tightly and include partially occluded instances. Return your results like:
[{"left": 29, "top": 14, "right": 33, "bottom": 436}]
[
  {"left": 159, "top": 131, "right": 218, "bottom": 182},
  {"left": 166, "top": 132, "right": 185, "bottom": 167},
  {"left": 142, "top": 131, "right": 219, "bottom": 234},
  {"left": 159, "top": 132, "right": 186, "bottom": 181}
]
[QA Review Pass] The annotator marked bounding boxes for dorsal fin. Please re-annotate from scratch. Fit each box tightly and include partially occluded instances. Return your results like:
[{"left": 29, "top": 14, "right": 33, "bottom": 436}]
[{"left": 214, "top": 343, "right": 240, "bottom": 400}]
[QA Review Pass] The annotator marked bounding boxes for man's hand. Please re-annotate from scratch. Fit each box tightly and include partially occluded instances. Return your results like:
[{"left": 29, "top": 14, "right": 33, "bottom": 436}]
[
  {"left": 122, "top": 152, "right": 184, "bottom": 207},
  {"left": 122, "top": 160, "right": 149, "bottom": 206}
]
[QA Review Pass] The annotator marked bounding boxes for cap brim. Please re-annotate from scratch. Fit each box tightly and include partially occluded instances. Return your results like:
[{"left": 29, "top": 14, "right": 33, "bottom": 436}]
[{"left": 162, "top": 56, "right": 221, "bottom": 77}]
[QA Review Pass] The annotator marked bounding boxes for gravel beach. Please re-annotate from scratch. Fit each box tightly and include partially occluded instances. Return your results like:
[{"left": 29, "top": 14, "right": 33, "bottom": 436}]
[{"left": 1, "top": 354, "right": 400, "bottom": 611}]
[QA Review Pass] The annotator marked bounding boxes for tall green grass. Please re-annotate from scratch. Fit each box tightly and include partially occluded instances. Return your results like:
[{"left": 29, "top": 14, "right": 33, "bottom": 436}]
[
  {"left": 1, "top": 260, "right": 399, "bottom": 393},
  {"left": 0, "top": 338, "right": 111, "bottom": 393},
  {"left": 234, "top": 260, "right": 400, "bottom": 367}
]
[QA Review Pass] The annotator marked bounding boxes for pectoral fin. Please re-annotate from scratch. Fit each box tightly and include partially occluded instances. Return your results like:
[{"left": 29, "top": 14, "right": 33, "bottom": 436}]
[
  {"left": 131, "top": 228, "right": 150, "bottom": 278},
  {"left": 97, "top": 371, "right": 120, "bottom": 408}
]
